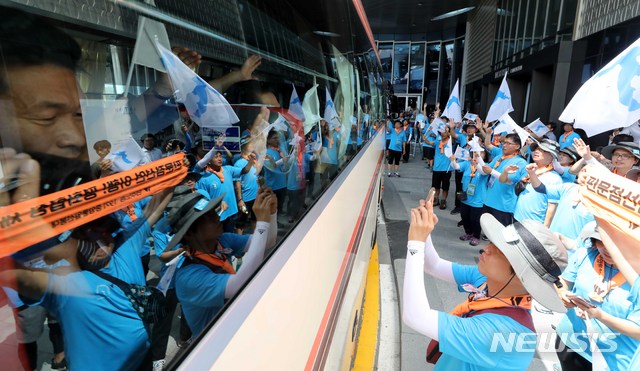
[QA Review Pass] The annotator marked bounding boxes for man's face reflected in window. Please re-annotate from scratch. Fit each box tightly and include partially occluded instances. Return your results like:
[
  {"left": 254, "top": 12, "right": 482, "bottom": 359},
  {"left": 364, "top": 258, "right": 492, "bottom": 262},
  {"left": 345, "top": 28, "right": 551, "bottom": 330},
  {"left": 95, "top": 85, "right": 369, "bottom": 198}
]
[{"left": 4, "top": 64, "right": 87, "bottom": 160}]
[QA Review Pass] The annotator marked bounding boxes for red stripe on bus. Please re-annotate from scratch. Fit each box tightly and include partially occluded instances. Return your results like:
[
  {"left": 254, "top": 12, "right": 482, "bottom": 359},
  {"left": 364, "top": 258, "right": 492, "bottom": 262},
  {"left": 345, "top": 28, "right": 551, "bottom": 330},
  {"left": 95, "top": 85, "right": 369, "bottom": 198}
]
[{"left": 305, "top": 151, "right": 384, "bottom": 370}]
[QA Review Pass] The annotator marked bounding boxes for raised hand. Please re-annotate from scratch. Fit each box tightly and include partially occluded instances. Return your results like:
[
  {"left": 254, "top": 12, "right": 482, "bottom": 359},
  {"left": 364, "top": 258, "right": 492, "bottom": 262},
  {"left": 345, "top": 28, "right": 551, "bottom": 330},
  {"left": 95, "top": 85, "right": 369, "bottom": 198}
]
[
  {"left": 573, "top": 138, "right": 592, "bottom": 160},
  {"left": 240, "top": 55, "right": 262, "bottom": 81},
  {"left": 408, "top": 189, "right": 439, "bottom": 242},
  {"left": 0, "top": 148, "right": 40, "bottom": 207},
  {"left": 505, "top": 164, "right": 519, "bottom": 174}
]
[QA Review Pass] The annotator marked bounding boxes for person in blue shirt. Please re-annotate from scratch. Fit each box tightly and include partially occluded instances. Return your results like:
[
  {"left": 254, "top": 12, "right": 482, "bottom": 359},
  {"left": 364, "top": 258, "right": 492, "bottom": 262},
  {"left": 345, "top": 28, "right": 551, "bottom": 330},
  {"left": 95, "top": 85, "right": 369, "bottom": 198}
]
[
  {"left": 422, "top": 120, "right": 437, "bottom": 168},
  {"left": 0, "top": 188, "right": 173, "bottom": 371},
  {"left": 511, "top": 139, "right": 563, "bottom": 224},
  {"left": 234, "top": 141, "right": 262, "bottom": 232},
  {"left": 387, "top": 120, "right": 406, "bottom": 177},
  {"left": 450, "top": 150, "right": 489, "bottom": 246},
  {"left": 403, "top": 194, "right": 568, "bottom": 371},
  {"left": 555, "top": 222, "right": 640, "bottom": 370},
  {"left": 195, "top": 149, "right": 251, "bottom": 233},
  {"left": 432, "top": 125, "right": 453, "bottom": 209},
  {"left": 168, "top": 186, "right": 278, "bottom": 338},
  {"left": 559, "top": 122, "right": 581, "bottom": 150},
  {"left": 402, "top": 119, "right": 413, "bottom": 163},
  {"left": 264, "top": 130, "right": 290, "bottom": 213},
  {"left": 449, "top": 120, "right": 480, "bottom": 215},
  {"left": 480, "top": 133, "right": 528, "bottom": 226},
  {"left": 557, "top": 145, "right": 580, "bottom": 183}
]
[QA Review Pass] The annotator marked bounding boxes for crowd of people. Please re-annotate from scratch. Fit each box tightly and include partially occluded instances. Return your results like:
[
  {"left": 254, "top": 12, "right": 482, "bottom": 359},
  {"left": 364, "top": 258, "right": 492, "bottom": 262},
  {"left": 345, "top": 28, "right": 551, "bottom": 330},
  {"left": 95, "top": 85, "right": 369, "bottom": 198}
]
[
  {"left": 396, "top": 98, "right": 640, "bottom": 370},
  {"left": 0, "top": 6, "right": 378, "bottom": 371}
]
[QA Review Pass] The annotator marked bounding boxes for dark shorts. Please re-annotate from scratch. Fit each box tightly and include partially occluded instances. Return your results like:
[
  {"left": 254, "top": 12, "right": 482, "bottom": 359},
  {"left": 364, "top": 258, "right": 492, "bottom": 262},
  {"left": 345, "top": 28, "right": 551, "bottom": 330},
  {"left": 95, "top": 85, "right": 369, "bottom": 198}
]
[
  {"left": 431, "top": 170, "right": 452, "bottom": 191},
  {"left": 388, "top": 149, "right": 402, "bottom": 165},
  {"left": 424, "top": 146, "right": 435, "bottom": 160}
]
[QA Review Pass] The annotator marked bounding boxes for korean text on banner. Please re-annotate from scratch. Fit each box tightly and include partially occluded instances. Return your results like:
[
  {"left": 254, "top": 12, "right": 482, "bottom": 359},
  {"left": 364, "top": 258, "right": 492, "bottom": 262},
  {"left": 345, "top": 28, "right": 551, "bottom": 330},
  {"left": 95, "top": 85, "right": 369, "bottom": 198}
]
[
  {"left": 579, "top": 165, "right": 640, "bottom": 245},
  {"left": 0, "top": 154, "right": 188, "bottom": 257}
]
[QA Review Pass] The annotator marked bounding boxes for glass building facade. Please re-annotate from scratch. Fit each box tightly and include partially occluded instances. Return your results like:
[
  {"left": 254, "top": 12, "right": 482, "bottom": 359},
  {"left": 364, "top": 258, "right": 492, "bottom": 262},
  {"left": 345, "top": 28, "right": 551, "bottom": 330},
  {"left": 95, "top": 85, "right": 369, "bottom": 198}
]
[
  {"left": 376, "top": 38, "right": 464, "bottom": 113},
  {"left": 492, "top": 0, "right": 577, "bottom": 70}
]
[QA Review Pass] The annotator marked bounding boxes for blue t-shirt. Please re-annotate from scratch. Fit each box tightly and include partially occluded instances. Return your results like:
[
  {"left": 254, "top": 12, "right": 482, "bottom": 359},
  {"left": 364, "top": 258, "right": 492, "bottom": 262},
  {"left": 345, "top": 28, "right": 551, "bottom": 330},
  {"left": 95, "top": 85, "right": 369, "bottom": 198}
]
[
  {"left": 388, "top": 129, "right": 406, "bottom": 151},
  {"left": 264, "top": 147, "right": 288, "bottom": 190},
  {"left": 38, "top": 221, "right": 152, "bottom": 370},
  {"left": 175, "top": 233, "right": 251, "bottom": 336},
  {"left": 197, "top": 166, "right": 242, "bottom": 221},
  {"left": 234, "top": 158, "right": 259, "bottom": 202},
  {"left": 546, "top": 183, "right": 594, "bottom": 240},
  {"left": 422, "top": 126, "right": 436, "bottom": 148},
  {"left": 433, "top": 138, "right": 453, "bottom": 172},
  {"left": 557, "top": 248, "right": 640, "bottom": 369},
  {"left": 483, "top": 155, "right": 528, "bottom": 213},
  {"left": 458, "top": 161, "right": 489, "bottom": 208},
  {"left": 113, "top": 197, "right": 151, "bottom": 256},
  {"left": 435, "top": 264, "right": 535, "bottom": 370},
  {"left": 561, "top": 167, "right": 577, "bottom": 183},
  {"left": 559, "top": 132, "right": 581, "bottom": 149},
  {"left": 153, "top": 215, "right": 184, "bottom": 290},
  {"left": 322, "top": 132, "right": 340, "bottom": 165},
  {"left": 513, "top": 171, "right": 562, "bottom": 223},
  {"left": 626, "top": 280, "right": 640, "bottom": 369}
]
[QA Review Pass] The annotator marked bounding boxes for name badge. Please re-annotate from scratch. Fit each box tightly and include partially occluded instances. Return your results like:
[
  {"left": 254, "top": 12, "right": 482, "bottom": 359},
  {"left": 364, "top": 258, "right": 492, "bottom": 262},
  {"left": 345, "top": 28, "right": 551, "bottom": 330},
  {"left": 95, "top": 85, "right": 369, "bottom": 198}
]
[{"left": 467, "top": 183, "right": 476, "bottom": 196}]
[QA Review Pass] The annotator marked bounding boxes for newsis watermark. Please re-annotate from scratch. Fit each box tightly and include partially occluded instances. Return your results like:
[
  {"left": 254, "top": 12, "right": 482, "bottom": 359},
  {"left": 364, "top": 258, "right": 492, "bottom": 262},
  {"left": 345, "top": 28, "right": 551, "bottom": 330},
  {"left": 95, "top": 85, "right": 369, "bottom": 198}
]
[{"left": 489, "top": 332, "right": 619, "bottom": 353}]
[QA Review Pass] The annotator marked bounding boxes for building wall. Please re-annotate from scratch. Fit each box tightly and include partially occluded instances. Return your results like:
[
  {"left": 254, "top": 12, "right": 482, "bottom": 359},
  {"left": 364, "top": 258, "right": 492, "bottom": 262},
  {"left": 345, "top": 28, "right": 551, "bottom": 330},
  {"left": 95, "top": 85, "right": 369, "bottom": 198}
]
[
  {"left": 574, "top": 0, "right": 640, "bottom": 40},
  {"left": 463, "top": 0, "right": 498, "bottom": 84}
]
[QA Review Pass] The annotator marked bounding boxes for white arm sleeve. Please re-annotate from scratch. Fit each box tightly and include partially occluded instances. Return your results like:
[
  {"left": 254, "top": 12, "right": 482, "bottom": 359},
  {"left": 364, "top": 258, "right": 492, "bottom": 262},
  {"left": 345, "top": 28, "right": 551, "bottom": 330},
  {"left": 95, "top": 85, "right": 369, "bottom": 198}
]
[
  {"left": 196, "top": 147, "right": 217, "bottom": 169},
  {"left": 224, "top": 221, "right": 269, "bottom": 298},
  {"left": 403, "top": 240, "right": 440, "bottom": 340},
  {"left": 266, "top": 213, "right": 278, "bottom": 248},
  {"left": 422, "top": 236, "right": 454, "bottom": 283},
  {"left": 552, "top": 159, "right": 565, "bottom": 175},
  {"left": 450, "top": 160, "right": 460, "bottom": 170},
  {"left": 490, "top": 169, "right": 501, "bottom": 179},
  {"left": 585, "top": 157, "right": 609, "bottom": 171}
]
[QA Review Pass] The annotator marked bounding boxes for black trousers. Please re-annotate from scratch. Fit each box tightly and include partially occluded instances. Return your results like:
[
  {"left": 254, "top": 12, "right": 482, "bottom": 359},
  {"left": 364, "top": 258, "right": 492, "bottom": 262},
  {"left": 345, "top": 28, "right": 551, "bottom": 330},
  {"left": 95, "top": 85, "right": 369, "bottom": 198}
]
[
  {"left": 453, "top": 171, "right": 464, "bottom": 208},
  {"left": 460, "top": 203, "right": 483, "bottom": 238},
  {"left": 431, "top": 171, "right": 452, "bottom": 192},
  {"left": 402, "top": 142, "right": 411, "bottom": 162},
  {"left": 150, "top": 288, "right": 192, "bottom": 361},
  {"left": 482, "top": 205, "right": 514, "bottom": 226}
]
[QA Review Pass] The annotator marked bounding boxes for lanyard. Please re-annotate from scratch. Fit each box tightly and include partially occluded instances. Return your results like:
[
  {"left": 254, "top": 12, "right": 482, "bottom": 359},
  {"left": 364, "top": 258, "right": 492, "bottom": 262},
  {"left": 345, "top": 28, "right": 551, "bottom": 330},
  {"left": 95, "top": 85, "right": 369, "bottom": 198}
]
[{"left": 588, "top": 254, "right": 625, "bottom": 302}]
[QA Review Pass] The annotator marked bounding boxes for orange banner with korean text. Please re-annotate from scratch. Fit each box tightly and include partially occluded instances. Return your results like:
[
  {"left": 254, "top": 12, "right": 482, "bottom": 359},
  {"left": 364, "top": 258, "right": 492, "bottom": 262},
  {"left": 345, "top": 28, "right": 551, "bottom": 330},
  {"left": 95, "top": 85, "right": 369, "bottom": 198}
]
[
  {"left": 579, "top": 165, "right": 640, "bottom": 245},
  {"left": 0, "top": 153, "right": 187, "bottom": 257}
]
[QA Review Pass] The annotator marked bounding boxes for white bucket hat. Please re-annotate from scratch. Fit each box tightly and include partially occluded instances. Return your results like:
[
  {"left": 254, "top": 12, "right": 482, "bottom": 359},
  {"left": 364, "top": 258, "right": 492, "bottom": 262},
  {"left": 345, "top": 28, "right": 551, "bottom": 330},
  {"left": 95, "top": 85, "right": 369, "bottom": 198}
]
[{"left": 480, "top": 214, "right": 569, "bottom": 313}]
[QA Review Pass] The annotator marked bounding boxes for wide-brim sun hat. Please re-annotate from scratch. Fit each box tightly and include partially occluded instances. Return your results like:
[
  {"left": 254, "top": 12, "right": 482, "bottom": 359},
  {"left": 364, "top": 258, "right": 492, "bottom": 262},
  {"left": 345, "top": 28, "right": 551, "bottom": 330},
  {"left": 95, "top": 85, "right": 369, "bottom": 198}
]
[
  {"left": 559, "top": 145, "right": 581, "bottom": 162},
  {"left": 601, "top": 141, "right": 640, "bottom": 161},
  {"left": 480, "top": 214, "right": 569, "bottom": 313},
  {"left": 462, "top": 122, "right": 477, "bottom": 132},
  {"left": 530, "top": 139, "right": 560, "bottom": 160},
  {"left": 578, "top": 221, "right": 601, "bottom": 243},
  {"left": 165, "top": 185, "right": 224, "bottom": 250}
]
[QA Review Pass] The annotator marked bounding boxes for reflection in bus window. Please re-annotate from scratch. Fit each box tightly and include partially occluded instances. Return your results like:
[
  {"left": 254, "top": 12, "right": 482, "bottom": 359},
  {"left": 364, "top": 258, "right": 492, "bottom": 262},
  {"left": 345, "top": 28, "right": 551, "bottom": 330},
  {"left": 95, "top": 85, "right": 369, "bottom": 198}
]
[{"left": 0, "top": 2, "right": 384, "bottom": 369}]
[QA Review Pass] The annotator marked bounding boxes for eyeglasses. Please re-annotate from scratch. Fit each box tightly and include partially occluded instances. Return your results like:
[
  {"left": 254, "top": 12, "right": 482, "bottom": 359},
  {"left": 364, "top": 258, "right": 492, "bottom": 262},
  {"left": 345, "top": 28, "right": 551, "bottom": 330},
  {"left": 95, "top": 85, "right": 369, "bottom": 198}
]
[{"left": 612, "top": 152, "right": 634, "bottom": 160}]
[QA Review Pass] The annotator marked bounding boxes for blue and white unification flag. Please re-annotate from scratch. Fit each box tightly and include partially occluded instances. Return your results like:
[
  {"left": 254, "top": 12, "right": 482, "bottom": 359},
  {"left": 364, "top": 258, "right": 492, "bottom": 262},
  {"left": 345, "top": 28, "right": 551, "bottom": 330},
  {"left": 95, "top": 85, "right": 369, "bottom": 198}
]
[
  {"left": 498, "top": 113, "right": 529, "bottom": 146},
  {"left": 486, "top": 73, "right": 514, "bottom": 122},
  {"left": 301, "top": 84, "right": 321, "bottom": 134},
  {"left": 156, "top": 43, "right": 239, "bottom": 129},
  {"left": 442, "top": 79, "right": 462, "bottom": 123},
  {"left": 324, "top": 87, "right": 341, "bottom": 130},
  {"left": 106, "top": 137, "right": 145, "bottom": 171},
  {"left": 289, "top": 84, "right": 306, "bottom": 121},
  {"left": 560, "top": 37, "right": 640, "bottom": 136},
  {"left": 526, "top": 118, "right": 549, "bottom": 137}
]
